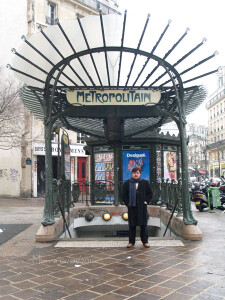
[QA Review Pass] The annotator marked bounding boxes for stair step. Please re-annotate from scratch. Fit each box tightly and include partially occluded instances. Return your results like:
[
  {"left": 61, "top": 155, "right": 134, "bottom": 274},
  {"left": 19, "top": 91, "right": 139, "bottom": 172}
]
[{"left": 55, "top": 238, "right": 184, "bottom": 248}]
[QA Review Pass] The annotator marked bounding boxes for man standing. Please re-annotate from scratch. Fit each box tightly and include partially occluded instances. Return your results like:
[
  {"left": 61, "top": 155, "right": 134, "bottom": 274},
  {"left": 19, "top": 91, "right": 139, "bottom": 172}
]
[{"left": 122, "top": 167, "right": 152, "bottom": 248}]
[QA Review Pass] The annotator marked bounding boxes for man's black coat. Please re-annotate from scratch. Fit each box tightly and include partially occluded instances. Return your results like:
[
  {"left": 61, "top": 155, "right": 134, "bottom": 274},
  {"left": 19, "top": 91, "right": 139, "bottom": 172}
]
[{"left": 122, "top": 179, "right": 152, "bottom": 226}]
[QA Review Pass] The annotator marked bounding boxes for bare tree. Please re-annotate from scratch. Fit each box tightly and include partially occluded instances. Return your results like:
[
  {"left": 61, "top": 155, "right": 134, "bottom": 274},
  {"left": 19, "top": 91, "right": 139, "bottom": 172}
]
[{"left": 0, "top": 67, "right": 24, "bottom": 150}]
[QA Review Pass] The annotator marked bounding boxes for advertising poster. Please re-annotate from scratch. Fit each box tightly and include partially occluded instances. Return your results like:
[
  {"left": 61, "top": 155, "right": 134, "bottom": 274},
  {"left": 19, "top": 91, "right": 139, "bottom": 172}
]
[
  {"left": 163, "top": 151, "right": 177, "bottom": 181},
  {"left": 95, "top": 172, "right": 105, "bottom": 181},
  {"left": 156, "top": 150, "right": 161, "bottom": 180},
  {"left": 179, "top": 152, "right": 182, "bottom": 176},
  {"left": 122, "top": 150, "right": 150, "bottom": 182},
  {"left": 71, "top": 157, "right": 74, "bottom": 182},
  {"left": 94, "top": 152, "right": 114, "bottom": 190},
  {"left": 65, "top": 149, "right": 71, "bottom": 180}
]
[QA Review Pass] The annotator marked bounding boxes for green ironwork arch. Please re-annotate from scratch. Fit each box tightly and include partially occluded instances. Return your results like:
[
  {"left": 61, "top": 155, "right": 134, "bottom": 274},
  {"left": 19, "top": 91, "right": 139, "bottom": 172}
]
[{"left": 8, "top": 13, "right": 218, "bottom": 227}]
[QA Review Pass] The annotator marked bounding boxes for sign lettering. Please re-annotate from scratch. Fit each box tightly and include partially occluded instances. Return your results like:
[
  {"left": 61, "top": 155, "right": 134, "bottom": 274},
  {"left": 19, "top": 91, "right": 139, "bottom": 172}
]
[{"left": 67, "top": 90, "right": 161, "bottom": 106}]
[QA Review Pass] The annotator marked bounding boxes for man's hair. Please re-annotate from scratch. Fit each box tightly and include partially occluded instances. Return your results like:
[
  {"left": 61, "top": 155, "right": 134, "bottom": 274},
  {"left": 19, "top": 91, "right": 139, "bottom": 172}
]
[{"left": 132, "top": 167, "right": 141, "bottom": 173}]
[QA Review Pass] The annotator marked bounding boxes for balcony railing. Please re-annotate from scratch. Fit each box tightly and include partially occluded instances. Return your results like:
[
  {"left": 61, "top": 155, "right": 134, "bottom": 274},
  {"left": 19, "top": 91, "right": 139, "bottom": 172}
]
[
  {"left": 46, "top": 16, "right": 58, "bottom": 25},
  {"left": 77, "top": 0, "right": 121, "bottom": 15},
  {"left": 206, "top": 87, "right": 225, "bottom": 109}
]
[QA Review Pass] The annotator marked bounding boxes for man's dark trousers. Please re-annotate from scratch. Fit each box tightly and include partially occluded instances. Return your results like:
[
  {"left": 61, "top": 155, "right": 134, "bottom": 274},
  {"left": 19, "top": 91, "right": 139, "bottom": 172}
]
[{"left": 129, "top": 224, "right": 148, "bottom": 245}]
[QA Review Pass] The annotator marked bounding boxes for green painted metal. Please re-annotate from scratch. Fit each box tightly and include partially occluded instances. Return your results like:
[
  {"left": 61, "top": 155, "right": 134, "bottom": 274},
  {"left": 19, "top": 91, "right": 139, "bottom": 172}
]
[
  {"left": 150, "top": 181, "right": 161, "bottom": 205},
  {"left": 42, "top": 64, "right": 69, "bottom": 226},
  {"left": 164, "top": 67, "right": 197, "bottom": 225},
  {"left": 14, "top": 19, "right": 213, "bottom": 227},
  {"left": 208, "top": 187, "right": 221, "bottom": 213},
  {"left": 113, "top": 143, "right": 120, "bottom": 206},
  {"left": 41, "top": 105, "right": 55, "bottom": 226},
  {"left": 179, "top": 119, "right": 197, "bottom": 224},
  {"left": 158, "top": 180, "right": 183, "bottom": 213}
]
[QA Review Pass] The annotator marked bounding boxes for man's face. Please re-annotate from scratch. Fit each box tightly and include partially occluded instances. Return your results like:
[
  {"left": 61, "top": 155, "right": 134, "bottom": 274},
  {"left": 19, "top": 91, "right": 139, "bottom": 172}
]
[{"left": 132, "top": 170, "right": 141, "bottom": 180}]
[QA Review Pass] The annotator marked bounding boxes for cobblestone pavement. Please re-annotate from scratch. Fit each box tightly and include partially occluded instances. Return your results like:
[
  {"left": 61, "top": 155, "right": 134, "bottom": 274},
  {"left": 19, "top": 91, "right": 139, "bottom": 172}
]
[{"left": 0, "top": 198, "right": 225, "bottom": 299}]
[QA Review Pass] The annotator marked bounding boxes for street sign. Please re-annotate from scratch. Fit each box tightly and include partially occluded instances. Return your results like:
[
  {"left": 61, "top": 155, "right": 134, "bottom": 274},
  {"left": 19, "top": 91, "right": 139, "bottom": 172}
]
[{"left": 67, "top": 90, "right": 161, "bottom": 106}]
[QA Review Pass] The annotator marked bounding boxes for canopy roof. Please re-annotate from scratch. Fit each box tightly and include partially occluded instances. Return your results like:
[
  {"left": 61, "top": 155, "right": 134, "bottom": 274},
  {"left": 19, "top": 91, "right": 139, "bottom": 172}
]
[
  {"left": 9, "top": 13, "right": 217, "bottom": 141},
  {"left": 21, "top": 85, "right": 207, "bottom": 140}
]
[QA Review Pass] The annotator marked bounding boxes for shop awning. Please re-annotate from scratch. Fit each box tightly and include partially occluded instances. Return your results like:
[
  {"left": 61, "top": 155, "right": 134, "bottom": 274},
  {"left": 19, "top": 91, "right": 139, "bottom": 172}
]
[{"left": 198, "top": 170, "right": 206, "bottom": 174}]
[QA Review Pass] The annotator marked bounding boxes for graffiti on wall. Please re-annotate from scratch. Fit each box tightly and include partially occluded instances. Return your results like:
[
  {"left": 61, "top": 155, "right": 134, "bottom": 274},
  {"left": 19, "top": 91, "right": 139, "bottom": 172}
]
[
  {"left": 0, "top": 168, "right": 19, "bottom": 182},
  {"left": 0, "top": 169, "right": 9, "bottom": 180},
  {"left": 9, "top": 169, "right": 20, "bottom": 182}
]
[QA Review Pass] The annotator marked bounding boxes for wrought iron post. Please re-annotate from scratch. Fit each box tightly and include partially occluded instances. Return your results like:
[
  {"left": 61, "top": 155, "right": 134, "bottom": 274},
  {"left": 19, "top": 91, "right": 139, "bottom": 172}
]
[
  {"left": 165, "top": 67, "right": 197, "bottom": 225},
  {"left": 61, "top": 134, "right": 65, "bottom": 180},
  {"left": 179, "top": 119, "right": 197, "bottom": 224},
  {"left": 113, "top": 143, "right": 120, "bottom": 206},
  {"left": 42, "top": 104, "right": 55, "bottom": 226},
  {"left": 57, "top": 128, "right": 61, "bottom": 180},
  {"left": 41, "top": 62, "right": 68, "bottom": 226},
  {"left": 177, "top": 147, "right": 181, "bottom": 180}
]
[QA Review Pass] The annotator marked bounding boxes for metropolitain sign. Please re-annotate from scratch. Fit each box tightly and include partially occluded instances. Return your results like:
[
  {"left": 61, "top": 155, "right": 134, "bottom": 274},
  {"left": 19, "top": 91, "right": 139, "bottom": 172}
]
[{"left": 66, "top": 90, "right": 161, "bottom": 106}]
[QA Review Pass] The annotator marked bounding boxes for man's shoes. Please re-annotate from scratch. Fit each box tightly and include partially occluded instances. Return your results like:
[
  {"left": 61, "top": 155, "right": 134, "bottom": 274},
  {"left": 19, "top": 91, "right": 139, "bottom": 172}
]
[
  {"left": 127, "top": 243, "right": 134, "bottom": 248},
  {"left": 143, "top": 243, "right": 150, "bottom": 248}
]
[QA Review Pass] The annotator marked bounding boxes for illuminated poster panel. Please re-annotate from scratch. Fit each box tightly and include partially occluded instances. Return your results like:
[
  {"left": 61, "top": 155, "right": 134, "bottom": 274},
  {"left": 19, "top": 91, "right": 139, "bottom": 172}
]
[
  {"left": 163, "top": 151, "right": 177, "bottom": 181},
  {"left": 94, "top": 152, "right": 114, "bottom": 191},
  {"left": 123, "top": 150, "right": 150, "bottom": 182}
]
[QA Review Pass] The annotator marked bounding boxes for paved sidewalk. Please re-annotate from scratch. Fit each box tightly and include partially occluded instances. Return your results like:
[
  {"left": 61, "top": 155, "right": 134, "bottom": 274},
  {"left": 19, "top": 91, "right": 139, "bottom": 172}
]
[{"left": 0, "top": 198, "right": 225, "bottom": 299}]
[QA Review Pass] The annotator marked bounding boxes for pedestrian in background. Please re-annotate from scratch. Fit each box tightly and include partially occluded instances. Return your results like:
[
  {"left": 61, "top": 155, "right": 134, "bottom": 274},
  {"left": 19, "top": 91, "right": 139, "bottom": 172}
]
[{"left": 122, "top": 167, "right": 152, "bottom": 248}]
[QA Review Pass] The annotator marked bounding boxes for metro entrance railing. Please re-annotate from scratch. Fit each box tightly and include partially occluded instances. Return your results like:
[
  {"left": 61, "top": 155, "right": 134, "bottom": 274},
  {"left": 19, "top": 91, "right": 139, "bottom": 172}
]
[{"left": 52, "top": 179, "right": 183, "bottom": 217}]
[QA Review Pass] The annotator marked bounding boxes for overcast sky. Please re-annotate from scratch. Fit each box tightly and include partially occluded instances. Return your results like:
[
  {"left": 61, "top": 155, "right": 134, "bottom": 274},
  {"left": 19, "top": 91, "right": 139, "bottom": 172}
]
[{"left": 118, "top": 0, "right": 225, "bottom": 125}]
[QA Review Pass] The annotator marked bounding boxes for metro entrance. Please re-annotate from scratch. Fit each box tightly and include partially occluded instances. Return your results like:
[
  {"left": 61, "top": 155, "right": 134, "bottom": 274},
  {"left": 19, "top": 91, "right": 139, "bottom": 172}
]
[{"left": 9, "top": 12, "right": 218, "bottom": 233}]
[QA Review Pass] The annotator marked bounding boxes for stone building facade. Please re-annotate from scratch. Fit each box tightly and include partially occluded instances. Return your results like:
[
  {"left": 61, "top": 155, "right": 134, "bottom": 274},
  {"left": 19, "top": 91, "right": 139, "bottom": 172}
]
[
  {"left": 206, "top": 66, "right": 225, "bottom": 177},
  {"left": 187, "top": 124, "right": 208, "bottom": 178}
]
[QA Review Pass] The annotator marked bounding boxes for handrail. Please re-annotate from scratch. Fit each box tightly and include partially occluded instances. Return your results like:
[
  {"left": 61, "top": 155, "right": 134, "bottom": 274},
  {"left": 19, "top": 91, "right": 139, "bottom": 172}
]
[
  {"left": 58, "top": 201, "right": 72, "bottom": 238},
  {"left": 161, "top": 179, "right": 183, "bottom": 236},
  {"left": 163, "top": 196, "right": 180, "bottom": 237},
  {"left": 53, "top": 179, "right": 72, "bottom": 238}
]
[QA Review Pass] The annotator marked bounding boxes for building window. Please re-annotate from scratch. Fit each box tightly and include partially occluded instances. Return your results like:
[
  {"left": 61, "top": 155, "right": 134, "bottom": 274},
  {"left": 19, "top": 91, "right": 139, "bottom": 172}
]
[
  {"left": 51, "top": 132, "right": 56, "bottom": 141},
  {"left": 77, "top": 133, "right": 85, "bottom": 143},
  {"left": 97, "top": 1, "right": 101, "bottom": 10},
  {"left": 46, "top": 2, "right": 57, "bottom": 25},
  {"left": 223, "top": 150, "right": 225, "bottom": 159},
  {"left": 219, "top": 76, "right": 223, "bottom": 88},
  {"left": 82, "top": 162, "right": 85, "bottom": 178}
]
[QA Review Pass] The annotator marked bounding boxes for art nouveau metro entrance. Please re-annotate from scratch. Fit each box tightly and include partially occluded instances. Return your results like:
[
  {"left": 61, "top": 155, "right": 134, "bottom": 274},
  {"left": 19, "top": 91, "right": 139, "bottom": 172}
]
[{"left": 9, "top": 12, "right": 219, "bottom": 240}]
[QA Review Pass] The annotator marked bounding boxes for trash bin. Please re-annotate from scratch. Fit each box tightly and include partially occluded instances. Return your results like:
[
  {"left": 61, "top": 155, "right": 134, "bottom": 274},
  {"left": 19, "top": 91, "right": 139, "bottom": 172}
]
[{"left": 208, "top": 187, "right": 221, "bottom": 212}]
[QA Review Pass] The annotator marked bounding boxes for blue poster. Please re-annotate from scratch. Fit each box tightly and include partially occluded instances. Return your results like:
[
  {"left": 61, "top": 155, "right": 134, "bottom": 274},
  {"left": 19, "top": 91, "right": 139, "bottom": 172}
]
[{"left": 122, "top": 150, "right": 150, "bottom": 182}]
